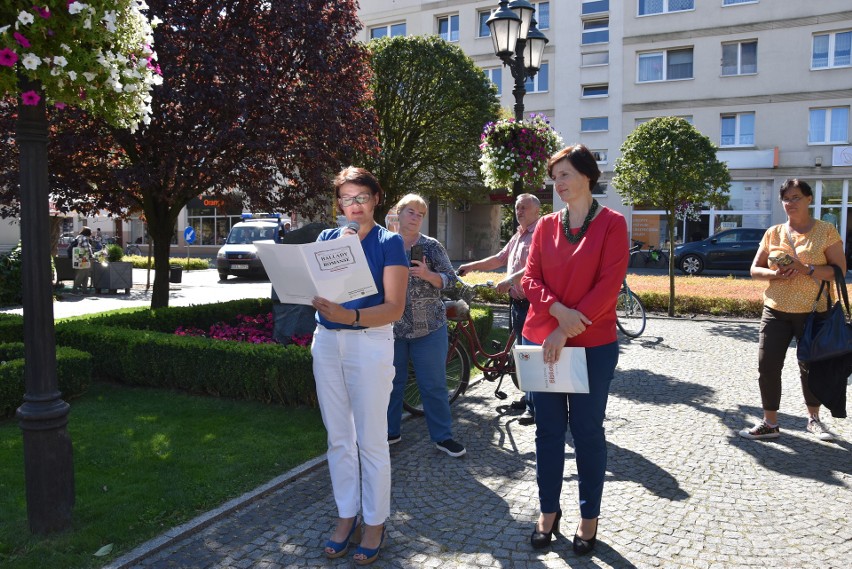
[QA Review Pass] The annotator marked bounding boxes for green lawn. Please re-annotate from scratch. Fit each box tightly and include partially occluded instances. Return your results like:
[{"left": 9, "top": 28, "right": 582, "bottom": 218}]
[{"left": 0, "top": 382, "right": 326, "bottom": 569}]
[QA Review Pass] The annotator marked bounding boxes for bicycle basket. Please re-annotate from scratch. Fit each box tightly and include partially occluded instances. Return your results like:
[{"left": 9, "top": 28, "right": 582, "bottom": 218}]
[{"left": 444, "top": 299, "right": 470, "bottom": 322}]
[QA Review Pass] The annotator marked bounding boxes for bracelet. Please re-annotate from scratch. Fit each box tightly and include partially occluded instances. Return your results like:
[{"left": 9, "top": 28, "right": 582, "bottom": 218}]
[
  {"left": 352, "top": 308, "right": 360, "bottom": 326},
  {"left": 807, "top": 264, "right": 815, "bottom": 276}
]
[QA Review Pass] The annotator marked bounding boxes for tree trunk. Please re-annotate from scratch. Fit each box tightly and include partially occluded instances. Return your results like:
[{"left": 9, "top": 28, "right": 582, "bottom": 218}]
[
  {"left": 146, "top": 195, "right": 176, "bottom": 309},
  {"left": 667, "top": 211, "right": 677, "bottom": 317}
]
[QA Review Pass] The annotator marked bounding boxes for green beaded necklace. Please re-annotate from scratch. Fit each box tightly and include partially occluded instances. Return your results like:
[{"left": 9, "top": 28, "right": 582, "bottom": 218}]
[{"left": 562, "top": 199, "right": 599, "bottom": 244}]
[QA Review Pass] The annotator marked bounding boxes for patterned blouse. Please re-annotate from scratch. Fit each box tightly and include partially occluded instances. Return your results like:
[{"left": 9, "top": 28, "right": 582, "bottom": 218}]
[
  {"left": 760, "top": 220, "right": 842, "bottom": 313},
  {"left": 393, "top": 235, "right": 459, "bottom": 340}
]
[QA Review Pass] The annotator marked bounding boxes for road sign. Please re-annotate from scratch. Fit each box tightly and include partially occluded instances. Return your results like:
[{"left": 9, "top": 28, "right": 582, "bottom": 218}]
[{"left": 184, "top": 226, "right": 196, "bottom": 245}]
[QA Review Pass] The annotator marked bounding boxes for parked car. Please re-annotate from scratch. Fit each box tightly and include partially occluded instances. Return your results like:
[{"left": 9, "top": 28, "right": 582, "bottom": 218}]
[
  {"left": 674, "top": 227, "right": 766, "bottom": 275},
  {"left": 215, "top": 216, "right": 280, "bottom": 280}
]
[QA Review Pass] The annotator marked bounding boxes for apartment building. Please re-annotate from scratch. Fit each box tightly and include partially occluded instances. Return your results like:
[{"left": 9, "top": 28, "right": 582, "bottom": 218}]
[{"left": 357, "top": 0, "right": 852, "bottom": 258}]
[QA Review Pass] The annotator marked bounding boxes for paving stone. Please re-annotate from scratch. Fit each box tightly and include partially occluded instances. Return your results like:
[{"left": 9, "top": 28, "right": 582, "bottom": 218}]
[{"left": 106, "top": 316, "right": 850, "bottom": 569}]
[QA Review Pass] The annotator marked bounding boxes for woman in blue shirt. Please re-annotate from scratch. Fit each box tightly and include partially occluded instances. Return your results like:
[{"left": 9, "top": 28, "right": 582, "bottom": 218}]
[{"left": 311, "top": 167, "right": 408, "bottom": 566}]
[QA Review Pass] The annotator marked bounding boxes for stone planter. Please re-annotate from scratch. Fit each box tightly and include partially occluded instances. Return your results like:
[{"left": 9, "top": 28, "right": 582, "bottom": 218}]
[{"left": 91, "top": 261, "right": 133, "bottom": 294}]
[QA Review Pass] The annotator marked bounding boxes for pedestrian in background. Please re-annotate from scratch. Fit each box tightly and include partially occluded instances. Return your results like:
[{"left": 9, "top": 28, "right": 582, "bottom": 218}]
[
  {"left": 457, "top": 193, "right": 541, "bottom": 425},
  {"left": 310, "top": 167, "right": 408, "bottom": 565},
  {"left": 71, "top": 226, "right": 95, "bottom": 295},
  {"left": 740, "top": 178, "right": 846, "bottom": 442},
  {"left": 386, "top": 193, "right": 465, "bottom": 457},
  {"left": 522, "top": 144, "right": 628, "bottom": 555}
]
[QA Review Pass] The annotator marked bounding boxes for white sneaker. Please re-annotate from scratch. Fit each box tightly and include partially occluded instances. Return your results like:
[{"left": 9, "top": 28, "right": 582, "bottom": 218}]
[{"left": 807, "top": 417, "right": 836, "bottom": 441}]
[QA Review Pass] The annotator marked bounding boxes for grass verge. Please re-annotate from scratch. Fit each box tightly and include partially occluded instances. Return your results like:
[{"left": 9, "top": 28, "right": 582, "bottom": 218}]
[{"left": 0, "top": 382, "right": 326, "bottom": 569}]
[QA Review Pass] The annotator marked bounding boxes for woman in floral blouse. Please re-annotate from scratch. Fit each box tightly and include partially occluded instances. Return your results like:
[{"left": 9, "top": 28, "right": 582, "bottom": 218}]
[{"left": 386, "top": 194, "right": 466, "bottom": 457}]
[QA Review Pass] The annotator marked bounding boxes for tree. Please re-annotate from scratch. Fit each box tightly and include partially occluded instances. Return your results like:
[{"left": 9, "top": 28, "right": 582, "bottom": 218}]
[
  {"left": 356, "top": 35, "right": 500, "bottom": 221},
  {"left": 612, "top": 116, "right": 731, "bottom": 316},
  {"left": 0, "top": 0, "right": 376, "bottom": 309}
]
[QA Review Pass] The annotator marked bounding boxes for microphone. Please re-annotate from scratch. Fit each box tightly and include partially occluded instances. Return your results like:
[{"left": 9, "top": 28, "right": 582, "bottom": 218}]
[{"left": 341, "top": 221, "right": 359, "bottom": 237}]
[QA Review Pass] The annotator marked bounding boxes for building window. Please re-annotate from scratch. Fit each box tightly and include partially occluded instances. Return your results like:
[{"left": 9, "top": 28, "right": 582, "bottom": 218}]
[
  {"left": 722, "top": 40, "right": 757, "bottom": 75},
  {"left": 581, "top": 117, "right": 608, "bottom": 132},
  {"left": 638, "top": 0, "right": 694, "bottom": 16},
  {"left": 478, "top": 10, "right": 494, "bottom": 37},
  {"left": 533, "top": 2, "right": 550, "bottom": 29},
  {"left": 638, "top": 48, "right": 693, "bottom": 82},
  {"left": 812, "top": 30, "right": 852, "bottom": 69},
  {"left": 370, "top": 23, "right": 406, "bottom": 39},
  {"left": 483, "top": 67, "right": 502, "bottom": 95},
  {"left": 593, "top": 182, "right": 608, "bottom": 196},
  {"left": 582, "top": 19, "right": 608, "bottom": 45},
  {"left": 582, "top": 51, "right": 609, "bottom": 66},
  {"left": 720, "top": 112, "right": 755, "bottom": 147},
  {"left": 438, "top": 15, "right": 459, "bottom": 42},
  {"left": 524, "top": 63, "right": 549, "bottom": 93},
  {"left": 582, "top": 84, "right": 609, "bottom": 97},
  {"left": 809, "top": 107, "right": 849, "bottom": 144},
  {"left": 582, "top": 0, "right": 609, "bottom": 15},
  {"left": 591, "top": 150, "right": 608, "bottom": 164}
]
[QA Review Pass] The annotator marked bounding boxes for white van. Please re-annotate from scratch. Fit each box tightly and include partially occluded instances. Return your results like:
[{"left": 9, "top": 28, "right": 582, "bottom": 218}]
[{"left": 215, "top": 215, "right": 281, "bottom": 280}]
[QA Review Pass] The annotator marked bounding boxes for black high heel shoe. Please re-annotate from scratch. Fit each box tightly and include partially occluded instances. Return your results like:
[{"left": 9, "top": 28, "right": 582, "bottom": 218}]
[
  {"left": 530, "top": 510, "right": 561, "bottom": 549},
  {"left": 572, "top": 519, "right": 598, "bottom": 555}
]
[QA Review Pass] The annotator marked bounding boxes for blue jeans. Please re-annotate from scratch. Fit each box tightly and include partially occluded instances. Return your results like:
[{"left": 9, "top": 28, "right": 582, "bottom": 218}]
[
  {"left": 511, "top": 298, "right": 534, "bottom": 415},
  {"left": 387, "top": 324, "right": 453, "bottom": 443},
  {"left": 525, "top": 338, "right": 619, "bottom": 519}
]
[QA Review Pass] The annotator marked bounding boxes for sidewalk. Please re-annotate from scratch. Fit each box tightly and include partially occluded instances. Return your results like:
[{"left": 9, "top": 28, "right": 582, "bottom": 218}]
[{"left": 107, "top": 317, "right": 851, "bottom": 568}]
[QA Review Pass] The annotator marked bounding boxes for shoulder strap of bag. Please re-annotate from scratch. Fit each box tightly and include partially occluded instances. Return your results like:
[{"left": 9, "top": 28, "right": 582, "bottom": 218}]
[
  {"left": 829, "top": 264, "right": 850, "bottom": 317},
  {"left": 813, "top": 279, "right": 832, "bottom": 313}
]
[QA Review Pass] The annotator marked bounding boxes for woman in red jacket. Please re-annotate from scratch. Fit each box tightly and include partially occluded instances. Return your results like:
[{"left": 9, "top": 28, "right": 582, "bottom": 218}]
[{"left": 522, "top": 144, "right": 628, "bottom": 555}]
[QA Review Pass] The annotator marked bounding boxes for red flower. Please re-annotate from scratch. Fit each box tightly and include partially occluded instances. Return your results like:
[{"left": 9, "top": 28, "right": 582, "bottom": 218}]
[
  {"left": 21, "top": 90, "right": 41, "bottom": 106},
  {"left": 0, "top": 48, "right": 18, "bottom": 67}
]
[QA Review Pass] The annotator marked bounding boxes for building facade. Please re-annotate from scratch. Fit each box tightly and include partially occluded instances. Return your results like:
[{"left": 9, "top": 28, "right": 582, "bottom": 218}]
[{"left": 358, "top": 0, "right": 852, "bottom": 258}]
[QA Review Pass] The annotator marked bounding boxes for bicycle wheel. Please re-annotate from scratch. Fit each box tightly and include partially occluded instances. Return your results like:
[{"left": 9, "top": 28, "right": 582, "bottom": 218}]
[
  {"left": 616, "top": 289, "right": 646, "bottom": 338},
  {"left": 402, "top": 343, "right": 470, "bottom": 416}
]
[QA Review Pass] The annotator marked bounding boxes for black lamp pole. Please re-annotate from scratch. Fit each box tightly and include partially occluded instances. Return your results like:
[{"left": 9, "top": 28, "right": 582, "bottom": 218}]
[
  {"left": 487, "top": 1, "right": 548, "bottom": 197},
  {"left": 15, "top": 77, "right": 75, "bottom": 534}
]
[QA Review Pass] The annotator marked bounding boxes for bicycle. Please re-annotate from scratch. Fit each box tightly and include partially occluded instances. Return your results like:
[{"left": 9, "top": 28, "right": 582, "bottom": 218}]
[
  {"left": 616, "top": 278, "right": 646, "bottom": 337},
  {"left": 629, "top": 239, "right": 669, "bottom": 267},
  {"left": 124, "top": 242, "right": 143, "bottom": 256},
  {"left": 402, "top": 280, "right": 518, "bottom": 416}
]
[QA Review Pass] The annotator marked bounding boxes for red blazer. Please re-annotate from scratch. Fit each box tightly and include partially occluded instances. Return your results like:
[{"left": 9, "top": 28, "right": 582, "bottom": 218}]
[{"left": 521, "top": 207, "right": 629, "bottom": 347}]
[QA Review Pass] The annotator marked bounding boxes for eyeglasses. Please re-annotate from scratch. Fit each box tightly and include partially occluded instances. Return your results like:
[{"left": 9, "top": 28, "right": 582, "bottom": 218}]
[
  {"left": 338, "top": 193, "right": 373, "bottom": 207},
  {"left": 781, "top": 195, "right": 804, "bottom": 204}
]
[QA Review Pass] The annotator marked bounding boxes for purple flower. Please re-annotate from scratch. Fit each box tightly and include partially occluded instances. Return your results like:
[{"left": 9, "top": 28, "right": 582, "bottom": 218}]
[
  {"left": 33, "top": 6, "right": 51, "bottom": 18},
  {"left": 54, "top": 101, "right": 66, "bottom": 109},
  {"left": 14, "top": 32, "right": 31, "bottom": 48},
  {"left": 0, "top": 48, "right": 18, "bottom": 67},
  {"left": 21, "top": 90, "right": 41, "bottom": 106}
]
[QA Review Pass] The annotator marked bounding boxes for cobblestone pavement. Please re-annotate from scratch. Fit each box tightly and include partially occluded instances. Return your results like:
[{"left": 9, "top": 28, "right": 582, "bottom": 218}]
[{"left": 110, "top": 317, "right": 850, "bottom": 569}]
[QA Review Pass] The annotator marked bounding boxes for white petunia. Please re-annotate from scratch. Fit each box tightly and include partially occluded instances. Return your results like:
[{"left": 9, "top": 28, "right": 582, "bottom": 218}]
[
  {"left": 21, "top": 53, "right": 41, "bottom": 70},
  {"left": 51, "top": 67, "right": 62, "bottom": 76},
  {"left": 0, "top": 25, "right": 9, "bottom": 34},
  {"left": 83, "top": 71, "right": 97, "bottom": 82},
  {"left": 53, "top": 56, "right": 68, "bottom": 68},
  {"left": 68, "top": 2, "right": 87, "bottom": 15},
  {"left": 83, "top": 17, "right": 91, "bottom": 29},
  {"left": 61, "top": 43, "right": 72, "bottom": 53},
  {"left": 68, "top": 70, "right": 77, "bottom": 81},
  {"left": 18, "top": 11, "right": 34, "bottom": 25},
  {"left": 151, "top": 16, "right": 162, "bottom": 26}
]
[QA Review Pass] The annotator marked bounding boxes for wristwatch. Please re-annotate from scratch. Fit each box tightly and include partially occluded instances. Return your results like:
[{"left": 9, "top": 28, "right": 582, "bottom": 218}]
[{"left": 807, "top": 264, "right": 815, "bottom": 276}]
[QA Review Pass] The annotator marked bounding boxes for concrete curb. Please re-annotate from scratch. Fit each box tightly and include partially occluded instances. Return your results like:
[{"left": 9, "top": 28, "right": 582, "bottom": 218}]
[{"left": 103, "top": 454, "right": 329, "bottom": 569}]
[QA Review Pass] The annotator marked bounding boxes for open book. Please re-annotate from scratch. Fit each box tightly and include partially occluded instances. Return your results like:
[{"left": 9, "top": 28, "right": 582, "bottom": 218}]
[
  {"left": 512, "top": 345, "right": 589, "bottom": 393},
  {"left": 254, "top": 235, "right": 378, "bottom": 305}
]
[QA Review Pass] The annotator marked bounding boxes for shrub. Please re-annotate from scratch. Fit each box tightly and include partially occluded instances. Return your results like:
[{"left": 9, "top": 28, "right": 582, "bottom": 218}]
[
  {"left": 0, "top": 342, "right": 93, "bottom": 419},
  {"left": 0, "top": 244, "right": 23, "bottom": 307},
  {"left": 105, "top": 243, "right": 125, "bottom": 262},
  {"left": 0, "top": 314, "right": 23, "bottom": 342}
]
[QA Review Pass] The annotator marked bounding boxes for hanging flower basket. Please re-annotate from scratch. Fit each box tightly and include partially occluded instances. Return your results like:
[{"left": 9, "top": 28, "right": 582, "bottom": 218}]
[
  {"left": 479, "top": 113, "right": 563, "bottom": 192},
  {"left": 1, "top": 1, "right": 162, "bottom": 130}
]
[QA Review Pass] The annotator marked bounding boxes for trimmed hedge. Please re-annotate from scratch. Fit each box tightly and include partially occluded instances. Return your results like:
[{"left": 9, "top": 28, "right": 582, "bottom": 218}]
[
  {"left": 636, "top": 291, "right": 763, "bottom": 318},
  {"left": 0, "top": 314, "right": 23, "bottom": 342},
  {"left": 0, "top": 342, "right": 92, "bottom": 419}
]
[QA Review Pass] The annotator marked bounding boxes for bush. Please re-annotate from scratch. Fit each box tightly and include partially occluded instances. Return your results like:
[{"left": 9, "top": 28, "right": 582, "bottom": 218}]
[
  {"left": 0, "top": 342, "right": 93, "bottom": 419},
  {"left": 105, "top": 243, "right": 124, "bottom": 262},
  {"left": 0, "top": 244, "right": 23, "bottom": 307},
  {"left": 124, "top": 256, "right": 210, "bottom": 270},
  {"left": 0, "top": 314, "right": 23, "bottom": 342}
]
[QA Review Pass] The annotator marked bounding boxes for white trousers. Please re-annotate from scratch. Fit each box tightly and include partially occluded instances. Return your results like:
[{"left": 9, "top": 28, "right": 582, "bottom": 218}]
[{"left": 312, "top": 324, "right": 394, "bottom": 525}]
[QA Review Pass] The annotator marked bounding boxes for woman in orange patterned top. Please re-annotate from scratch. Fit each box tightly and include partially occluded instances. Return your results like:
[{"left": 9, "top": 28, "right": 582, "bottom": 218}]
[{"left": 740, "top": 179, "right": 846, "bottom": 442}]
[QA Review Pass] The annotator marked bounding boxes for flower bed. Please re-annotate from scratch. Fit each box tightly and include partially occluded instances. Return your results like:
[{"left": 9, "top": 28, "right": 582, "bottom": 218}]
[{"left": 175, "top": 313, "right": 312, "bottom": 347}]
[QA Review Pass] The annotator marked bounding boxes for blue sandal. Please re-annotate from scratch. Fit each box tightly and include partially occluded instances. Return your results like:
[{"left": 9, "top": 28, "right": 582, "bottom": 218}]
[
  {"left": 353, "top": 526, "right": 386, "bottom": 566},
  {"left": 324, "top": 516, "right": 361, "bottom": 559}
]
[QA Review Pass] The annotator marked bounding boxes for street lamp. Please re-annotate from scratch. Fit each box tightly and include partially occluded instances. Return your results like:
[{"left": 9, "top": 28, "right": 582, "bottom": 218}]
[
  {"left": 487, "top": 0, "right": 549, "bottom": 198},
  {"left": 487, "top": 0, "right": 549, "bottom": 122}
]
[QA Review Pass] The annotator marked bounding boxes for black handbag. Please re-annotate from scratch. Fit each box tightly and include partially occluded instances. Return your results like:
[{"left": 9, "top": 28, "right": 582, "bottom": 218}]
[{"left": 797, "top": 264, "right": 852, "bottom": 364}]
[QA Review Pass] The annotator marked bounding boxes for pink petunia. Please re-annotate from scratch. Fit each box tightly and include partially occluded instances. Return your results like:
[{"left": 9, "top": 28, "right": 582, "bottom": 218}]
[
  {"left": 54, "top": 101, "right": 66, "bottom": 109},
  {"left": 13, "top": 32, "right": 31, "bottom": 48},
  {"left": 0, "top": 48, "right": 18, "bottom": 67},
  {"left": 21, "top": 90, "right": 40, "bottom": 106},
  {"left": 33, "top": 6, "right": 51, "bottom": 18}
]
